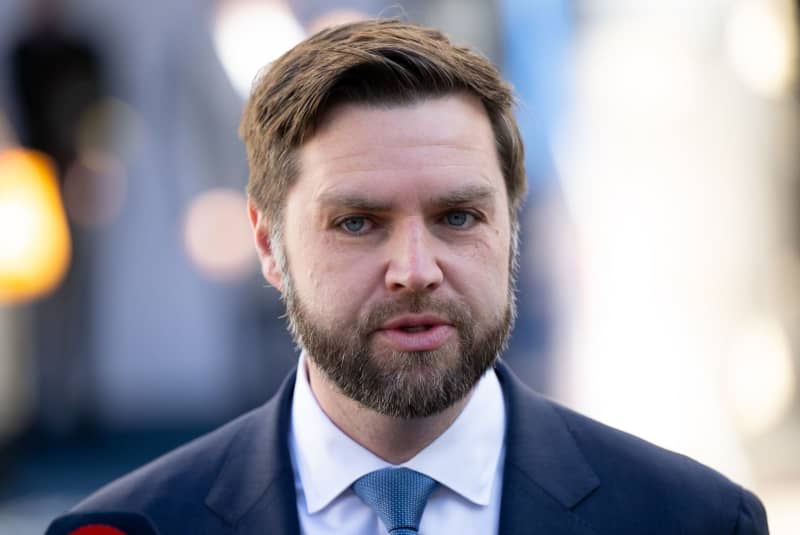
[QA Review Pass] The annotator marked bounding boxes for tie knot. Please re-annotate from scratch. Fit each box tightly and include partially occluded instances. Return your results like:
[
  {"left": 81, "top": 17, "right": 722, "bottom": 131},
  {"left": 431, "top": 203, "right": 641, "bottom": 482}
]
[{"left": 352, "top": 467, "right": 438, "bottom": 534}]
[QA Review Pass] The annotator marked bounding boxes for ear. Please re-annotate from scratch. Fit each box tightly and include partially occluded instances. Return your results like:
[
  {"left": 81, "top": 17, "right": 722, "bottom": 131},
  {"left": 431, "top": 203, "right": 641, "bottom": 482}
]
[{"left": 247, "top": 198, "right": 284, "bottom": 292}]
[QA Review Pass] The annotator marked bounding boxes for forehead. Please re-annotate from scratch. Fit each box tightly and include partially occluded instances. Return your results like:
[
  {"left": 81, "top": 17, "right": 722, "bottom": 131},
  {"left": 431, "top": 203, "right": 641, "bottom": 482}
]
[{"left": 295, "top": 93, "right": 505, "bottom": 204}]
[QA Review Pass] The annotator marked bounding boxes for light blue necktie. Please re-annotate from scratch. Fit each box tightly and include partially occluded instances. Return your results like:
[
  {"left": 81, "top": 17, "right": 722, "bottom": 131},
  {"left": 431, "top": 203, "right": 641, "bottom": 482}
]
[{"left": 352, "top": 467, "right": 439, "bottom": 535}]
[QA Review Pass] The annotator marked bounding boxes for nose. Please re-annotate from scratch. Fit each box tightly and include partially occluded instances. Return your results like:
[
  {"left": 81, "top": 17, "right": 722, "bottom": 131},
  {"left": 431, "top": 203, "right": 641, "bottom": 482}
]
[{"left": 384, "top": 218, "right": 443, "bottom": 293}]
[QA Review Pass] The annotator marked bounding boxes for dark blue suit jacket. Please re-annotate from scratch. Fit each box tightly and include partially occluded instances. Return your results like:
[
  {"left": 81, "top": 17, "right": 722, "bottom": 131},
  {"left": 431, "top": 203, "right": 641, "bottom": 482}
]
[{"left": 51, "top": 361, "right": 768, "bottom": 534}]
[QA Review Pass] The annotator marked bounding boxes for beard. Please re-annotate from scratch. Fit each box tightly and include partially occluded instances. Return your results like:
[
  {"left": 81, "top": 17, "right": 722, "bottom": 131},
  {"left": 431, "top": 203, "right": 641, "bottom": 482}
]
[{"left": 283, "top": 277, "right": 515, "bottom": 419}]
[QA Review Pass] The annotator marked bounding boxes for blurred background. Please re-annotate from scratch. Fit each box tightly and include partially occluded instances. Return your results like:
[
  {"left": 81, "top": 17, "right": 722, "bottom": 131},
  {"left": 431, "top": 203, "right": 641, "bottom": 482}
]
[{"left": 0, "top": 0, "right": 798, "bottom": 532}]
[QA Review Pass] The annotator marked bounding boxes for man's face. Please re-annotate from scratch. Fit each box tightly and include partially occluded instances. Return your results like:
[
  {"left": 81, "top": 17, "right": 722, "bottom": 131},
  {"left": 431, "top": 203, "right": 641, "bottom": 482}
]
[{"left": 256, "top": 93, "right": 515, "bottom": 418}]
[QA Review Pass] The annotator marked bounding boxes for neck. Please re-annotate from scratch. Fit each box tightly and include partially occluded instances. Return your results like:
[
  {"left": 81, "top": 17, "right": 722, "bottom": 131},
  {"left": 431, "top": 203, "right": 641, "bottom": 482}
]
[{"left": 305, "top": 358, "right": 473, "bottom": 465}]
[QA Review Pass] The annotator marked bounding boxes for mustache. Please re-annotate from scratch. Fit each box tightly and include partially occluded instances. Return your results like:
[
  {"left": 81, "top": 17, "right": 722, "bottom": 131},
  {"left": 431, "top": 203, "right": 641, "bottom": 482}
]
[{"left": 358, "top": 293, "right": 471, "bottom": 334}]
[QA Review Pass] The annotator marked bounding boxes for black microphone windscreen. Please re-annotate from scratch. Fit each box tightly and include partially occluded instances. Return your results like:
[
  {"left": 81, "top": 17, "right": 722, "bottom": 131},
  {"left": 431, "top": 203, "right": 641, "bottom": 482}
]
[{"left": 45, "top": 511, "right": 160, "bottom": 535}]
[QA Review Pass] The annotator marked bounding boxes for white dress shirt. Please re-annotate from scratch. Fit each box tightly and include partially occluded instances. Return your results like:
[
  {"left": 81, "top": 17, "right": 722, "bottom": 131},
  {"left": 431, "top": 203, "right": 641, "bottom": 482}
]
[{"left": 289, "top": 353, "right": 507, "bottom": 535}]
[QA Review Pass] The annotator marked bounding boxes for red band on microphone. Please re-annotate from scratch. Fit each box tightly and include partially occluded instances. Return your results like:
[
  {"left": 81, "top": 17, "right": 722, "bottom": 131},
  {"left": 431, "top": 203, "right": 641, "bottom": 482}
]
[{"left": 69, "top": 525, "right": 126, "bottom": 535}]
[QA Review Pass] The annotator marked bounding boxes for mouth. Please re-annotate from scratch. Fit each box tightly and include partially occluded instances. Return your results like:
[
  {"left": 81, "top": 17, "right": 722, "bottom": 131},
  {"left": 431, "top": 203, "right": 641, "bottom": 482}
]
[
  {"left": 398, "top": 325, "right": 433, "bottom": 333},
  {"left": 379, "top": 313, "right": 451, "bottom": 330},
  {"left": 375, "top": 314, "right": 455, "bottom": 351}
]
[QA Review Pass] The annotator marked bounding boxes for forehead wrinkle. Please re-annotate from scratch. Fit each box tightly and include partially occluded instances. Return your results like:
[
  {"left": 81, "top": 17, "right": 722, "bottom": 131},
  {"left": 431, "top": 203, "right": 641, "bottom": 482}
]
[
  {"left": 309, "top": 165, "right": 498, "bottom": 180},
  {"left": 302, "top": 147, "right": 503, "bottom": 184},
  {"left": 302, "top": 139, "right": 493, "bottom": 167}
]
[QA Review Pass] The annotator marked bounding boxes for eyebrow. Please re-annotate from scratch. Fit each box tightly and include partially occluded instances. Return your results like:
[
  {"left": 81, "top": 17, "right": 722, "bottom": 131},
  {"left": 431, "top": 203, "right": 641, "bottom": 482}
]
[
  {"left": 316, "top": 183, "right": 497, "bottom": 212},
  {"left": 432, "top": 184, "right": 497, "bottom": 208},
  {"left": 316, "top": 191, "right": 393, "bottom": 212}
]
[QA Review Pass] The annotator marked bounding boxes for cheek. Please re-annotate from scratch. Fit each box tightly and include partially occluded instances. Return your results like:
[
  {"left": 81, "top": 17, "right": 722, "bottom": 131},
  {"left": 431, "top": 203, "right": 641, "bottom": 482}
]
[
  {"left": 447, "top": 237, "right": 510, "bottom": 308},
  {"left": 288, "top": 232, "right": 381, "bottom": 319}
]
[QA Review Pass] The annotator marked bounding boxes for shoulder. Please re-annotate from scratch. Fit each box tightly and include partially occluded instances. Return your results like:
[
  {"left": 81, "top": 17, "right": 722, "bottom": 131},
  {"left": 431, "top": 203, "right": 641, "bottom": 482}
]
[
  {"left": 69, "top": 406, "right": 264, "bottom": 527},
  {"left": 495, "top": 361, "right": 767, "bottom": 534},
  {"left": 62, "top": 367, "right": 298, "bottom": 532},
  {"left": 552, "top": 401, "right": 768, "bottom": 534}
]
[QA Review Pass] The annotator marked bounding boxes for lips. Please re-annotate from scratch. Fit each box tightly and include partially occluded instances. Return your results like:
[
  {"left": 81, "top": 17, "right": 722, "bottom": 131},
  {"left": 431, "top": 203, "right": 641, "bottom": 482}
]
[
  {"left": 376, "top": 314, "right": 455, "bottom": 351},
  {"left": 379, "top": 313, "right": 450, "bottom": 330}
]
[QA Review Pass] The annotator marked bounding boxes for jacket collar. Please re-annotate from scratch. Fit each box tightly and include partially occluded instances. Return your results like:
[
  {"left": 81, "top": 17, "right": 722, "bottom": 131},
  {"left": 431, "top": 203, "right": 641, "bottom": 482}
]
[
  {"left": 495, "top": 359, "right": 600, "bottom": 534},
  {"left": 204, "top": 361, "right": 600, "bottom": 534},
  {"left": 205, "top": 369, "right": 300, "bottom": 533}
]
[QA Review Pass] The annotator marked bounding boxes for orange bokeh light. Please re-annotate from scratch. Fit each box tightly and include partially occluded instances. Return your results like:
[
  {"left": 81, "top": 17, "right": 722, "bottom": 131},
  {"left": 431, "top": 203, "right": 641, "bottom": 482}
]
[{"left": 0, "top": 148, "right": 71, "bottom": 304}]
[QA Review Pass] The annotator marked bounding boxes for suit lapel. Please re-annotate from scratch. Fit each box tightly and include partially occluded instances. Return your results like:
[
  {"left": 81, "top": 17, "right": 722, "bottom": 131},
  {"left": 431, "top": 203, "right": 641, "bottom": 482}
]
[
  {"left": 495, "top": 361, "right": 601, "bottom": 535},
  {"left": 203, "top": 362, "right": 602, "bottom": 534},
  {"left": 205, "top": 369, "right": 301, "bottom": 535}
]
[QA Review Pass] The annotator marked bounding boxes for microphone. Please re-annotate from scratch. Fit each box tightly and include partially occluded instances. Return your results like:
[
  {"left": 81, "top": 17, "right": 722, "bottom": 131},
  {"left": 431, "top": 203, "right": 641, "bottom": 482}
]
[{"left": 45, "top": 511, "right": 160, "bottom": 535}]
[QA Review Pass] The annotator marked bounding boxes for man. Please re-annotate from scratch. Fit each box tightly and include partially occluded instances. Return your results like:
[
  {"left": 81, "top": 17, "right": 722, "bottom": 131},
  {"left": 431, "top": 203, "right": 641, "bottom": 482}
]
[{"left": 49, "top": 19, "right": 768, "bottom": 534}]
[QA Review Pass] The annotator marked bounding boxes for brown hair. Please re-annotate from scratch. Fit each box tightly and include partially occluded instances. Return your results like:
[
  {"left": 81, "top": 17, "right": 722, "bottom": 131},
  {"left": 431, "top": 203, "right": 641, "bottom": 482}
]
[{"left": 240, "top": 19, "right": 526, "bottom": 227}]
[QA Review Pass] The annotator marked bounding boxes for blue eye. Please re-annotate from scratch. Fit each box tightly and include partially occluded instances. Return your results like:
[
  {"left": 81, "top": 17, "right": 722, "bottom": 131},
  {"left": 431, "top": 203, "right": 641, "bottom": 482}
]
[
  {"left": 445, "top": 211, "right": 473, "bottom": 227},
  {"left": 341, "top": 217, "right": 368, "bottom": 234}
]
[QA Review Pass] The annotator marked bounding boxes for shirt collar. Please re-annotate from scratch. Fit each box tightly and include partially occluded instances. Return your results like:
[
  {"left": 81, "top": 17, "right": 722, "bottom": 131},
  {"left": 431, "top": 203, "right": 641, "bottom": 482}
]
[{"left": 289, "top": 352, "right": 506, "bottom": 514}]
